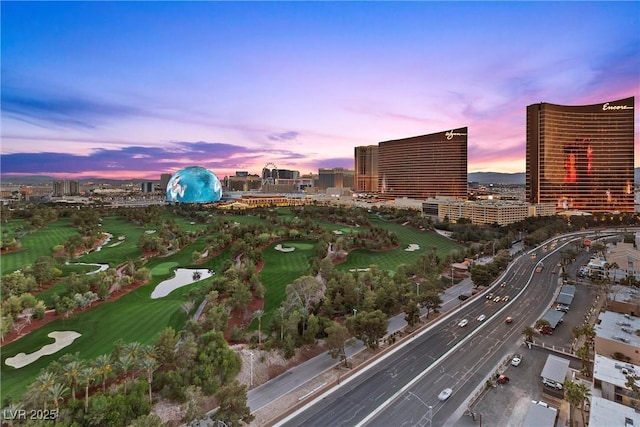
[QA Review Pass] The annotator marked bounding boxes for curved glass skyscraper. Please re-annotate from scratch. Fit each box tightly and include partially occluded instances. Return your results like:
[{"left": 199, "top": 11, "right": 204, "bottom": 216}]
[{"left": 526, "top": 97, "right": 635, "bottom": 213}]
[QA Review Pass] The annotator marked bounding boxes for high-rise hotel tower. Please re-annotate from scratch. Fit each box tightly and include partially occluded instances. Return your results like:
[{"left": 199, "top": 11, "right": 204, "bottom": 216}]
[
  {"left": 354, "top": 145, "right": 379, "bottom": 192},
  {"left": 377, "top": 128, "right": 468, "bottom": 199},
  {"left": 526, "top": 97, "right": 634, "bottom": 213}
]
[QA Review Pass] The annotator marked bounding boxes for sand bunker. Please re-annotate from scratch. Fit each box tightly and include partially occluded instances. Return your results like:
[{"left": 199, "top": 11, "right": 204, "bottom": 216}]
[
  {"left": 333, "top": 230, "right": 344, "bottom": 235},
  {"left": 5, "top": 331, "right": 82, "bottom": 369},
  {"left": 274, "top": 244, "right": 295, "bottom": 253},
  {"left": 151, "top": 268, "right": 214, "bottom": 299},
  {"left": 405, "top": 244, "right": 420, "bottom": 252},
  {"left": 349, "top": 268, "right": 371, "bottom": 272},
  {"left": 108, "top": 241, "right": 124, "bottom": 247},
  {"left": 145, "top": 230, "right": 156, "bottom": 234},
  {"left": 66, "top": 262, "right": 109, "bottom": 275}
]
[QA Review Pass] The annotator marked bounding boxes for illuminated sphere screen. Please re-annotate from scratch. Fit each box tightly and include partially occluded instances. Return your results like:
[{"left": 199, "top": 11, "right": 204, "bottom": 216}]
[{"left": 166, "top": 166, "right": 222, "bottom": 203}]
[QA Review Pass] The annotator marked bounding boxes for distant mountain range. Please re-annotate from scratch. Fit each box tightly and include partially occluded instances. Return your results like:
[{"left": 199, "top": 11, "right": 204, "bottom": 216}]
[
  {"left": 468, "top": 168, "right": 640, "bottom": 185},
  {"left": 3, "top": 169, "right": 640, "bottom": 186},
  {"left": 467, "top": 172, "right": 525, "bottom": 185}
]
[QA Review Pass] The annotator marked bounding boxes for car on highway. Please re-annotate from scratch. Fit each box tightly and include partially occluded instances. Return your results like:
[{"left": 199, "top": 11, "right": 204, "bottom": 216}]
[
  {"left": 458, "top": 319, "right": 469, "bottom": 327},
  {"left": 502, "top": 295, "right": 510, "bottom": 302},
  {"left": 493, "top": 296, "right": 501, "bottom": 302},
  {"left": 438, "top": 388, "right": 453, "bottom": 401},
  {"left": 511, "top": 354, "right": 522, "bottom": 366},
  {"left": 477, "top": 314, "right": 486, "bottom": 322},
  {"left": 505, "top": 316, "right": 513, "bottom": 323},
  {"left": 543, "top": 379, "right": 563, "bottom": 390},
  {"left": 458, "top": 294, "right": 470, "bottom": 301},
  {"left": 486, "top": 293, "right": 494, "bottom": 300},
  {"left": 501, "top": 281, "right": 507, "bottom": 287}
]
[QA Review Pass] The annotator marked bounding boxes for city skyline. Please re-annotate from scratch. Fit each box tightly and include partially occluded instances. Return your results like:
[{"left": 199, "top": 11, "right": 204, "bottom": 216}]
[{"left": 1, "top": 1, "right": 639, "bottom": 180}]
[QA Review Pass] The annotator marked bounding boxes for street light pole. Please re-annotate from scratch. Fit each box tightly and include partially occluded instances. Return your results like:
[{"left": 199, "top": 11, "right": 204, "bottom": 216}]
[
  {"left": 451, "top": 265, "right": 454, "bottom": 287},
  {"left": 249, "top": 351, "right": 254, "bottom": 388},
  {"left": 416, "top": 282, "right": 420, "bottom": 297}
]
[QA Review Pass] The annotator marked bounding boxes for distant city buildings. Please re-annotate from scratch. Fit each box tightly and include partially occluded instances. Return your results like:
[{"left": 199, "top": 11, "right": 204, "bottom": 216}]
[
  {"left": 159, "top": 173, "right": 172, "bottom": 192},
  {"left": 140, "top": 181, "right": 155, "bottom": 193},
  {"left": 526, "top": 97, "right": 635, "bottom": 213},
  {"left": 377, "top": 128, "right": 468, "bottom": 199},
  {"left": 3, "top": 96, "right": 636, "bottom": 218},
  {"left": 224, "top": 172, "right": 262, "bottom": 192},
  {"left": 317, "top": 168, "right": 355, "bottom": 191},
  {"left": 53, "top": 180, "right": 80, "bottom": 196}
]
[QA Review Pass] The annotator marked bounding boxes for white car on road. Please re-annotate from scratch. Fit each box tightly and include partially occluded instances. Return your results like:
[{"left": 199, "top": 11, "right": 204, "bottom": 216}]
[
  {"left": 438, "top": 388, "right": 453, "bottom": 401},
  {"left": 511, "top": 354, "right": 522, "bottom": 366},
  {"left": 458, "top": 319, "right": 469, "bottom": 327},
  {"left": 477, "top": 314, "right": 486, "bottom": 322}
]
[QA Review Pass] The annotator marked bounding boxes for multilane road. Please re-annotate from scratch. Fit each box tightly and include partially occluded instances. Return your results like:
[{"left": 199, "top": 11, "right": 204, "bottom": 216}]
[{"left": 277, "top": 234, "right": 593, "bottom": 427}]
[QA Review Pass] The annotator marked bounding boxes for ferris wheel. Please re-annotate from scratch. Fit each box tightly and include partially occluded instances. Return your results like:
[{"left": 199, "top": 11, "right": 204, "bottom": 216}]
[{"left": 261, "top": 162, "right": 279, "bottom": 187}]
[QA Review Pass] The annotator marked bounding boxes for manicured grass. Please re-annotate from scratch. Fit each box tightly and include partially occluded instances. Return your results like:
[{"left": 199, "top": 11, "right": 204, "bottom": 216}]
[
  {"left": 78, "top": 217, "right": 145, "bottom": 265},
  {"left": 258, "top": 240, "right": 317, "bottom": 326},
  {"left": 0, "top": 209, "right": 462, "bottom": 400},
  {"left": 315, "top": 221, "right": 359, "bottom": 235},
  {"left": 0, "top": 224, "right": 230, "bottom": 400},
  {"left": 1, "top": 218, "right": 79, "bottom": 275},
  {"left": 0, "top": 248, "right": 224, "bottom": 400},
  {"left": 335, "top": 215, "right": 462, "bottom": 273}
]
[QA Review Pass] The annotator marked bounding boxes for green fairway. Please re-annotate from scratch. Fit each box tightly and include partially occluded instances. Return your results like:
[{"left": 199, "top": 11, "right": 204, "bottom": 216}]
[
  {"left": 78, "top": 216, "right": 145, "bottom": 265},
  {"left": 258, "top": 240, "right": 317, "bottom": 324},
  {"left": 0, "top": 259, "right": 219, "bottom": 400},
  {"left": 1, "top": 218, "right": 79, "bottom": 275},
  {"left": 0, "top": 208, "right": 463, "bottom": 400},
  {"left": 335, "top": 215, "right": 461, "bottom": 273}
]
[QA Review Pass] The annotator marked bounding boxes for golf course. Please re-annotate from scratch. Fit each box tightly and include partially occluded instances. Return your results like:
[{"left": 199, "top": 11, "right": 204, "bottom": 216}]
[{"left": 1, "top": 206, "right": 461, "bottom": 400}]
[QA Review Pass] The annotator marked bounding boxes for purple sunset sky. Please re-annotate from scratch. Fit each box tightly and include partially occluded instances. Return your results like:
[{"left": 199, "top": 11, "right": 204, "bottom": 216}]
[{"left": 1, "top": 1, "right": 639, "bottom": 180}]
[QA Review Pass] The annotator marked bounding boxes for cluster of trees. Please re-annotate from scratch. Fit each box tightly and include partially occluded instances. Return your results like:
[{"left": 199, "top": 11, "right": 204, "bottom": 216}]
[
  {"left": 136, "top": 218, "right": 195, "bottom": 255},
  {"left": 1, "top": 254, "right": 151, "bottom": 343},
  {"left": 9, "top": 323, "right": 252, "bottom": 427},
  {"left": 468, "top": 249, "right": 512, "bottom": 288}
]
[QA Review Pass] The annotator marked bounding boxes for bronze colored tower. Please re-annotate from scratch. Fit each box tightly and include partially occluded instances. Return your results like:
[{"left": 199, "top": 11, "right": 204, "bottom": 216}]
[{"left": 526, "top": 97, "right": 635, "bottom": 213}]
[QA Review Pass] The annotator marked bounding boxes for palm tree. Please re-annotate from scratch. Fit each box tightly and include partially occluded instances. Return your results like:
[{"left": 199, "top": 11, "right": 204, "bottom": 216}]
[
  {"left": 118, "top": 353, "right": 135, "bottom": 394},
  {"left": 124, "top": 341, "right": 143, "bottom": 360},
  {"left": 564, "top": 380, "right": 591, "bottom": 427},
  {"left": 93, "top": 354, "right": 113, "bottom": 392},
  {"left": 275, "top": 305, "right": 286, "bottom": 340},
  {"left": 63, "top": 359, "right": 85, "bottom": 401},
  {"left": 27, "top": 371, "right": 57, "bottom": 410},
  {"left": 253, "top": 309, "right": 264, "bottom": 345},
  {"left": 522, "top": 326, "right": 538, "bottom": 343},
  {"left": 139, "top": 356, "right": 158, "bottom": 404},
  {"left": 576, "top": 345, "right": 592, "bottom": 377},
  {"left": 46, "top": 383, "right": 68, "bottom": 414},
  {"left": 78, "top": 366, "right": 98, "bottom": 412}
]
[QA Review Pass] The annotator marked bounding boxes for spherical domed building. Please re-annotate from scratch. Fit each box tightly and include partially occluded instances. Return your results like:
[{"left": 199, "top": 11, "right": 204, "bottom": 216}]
[{"left": 166, "top": 166, "right": 222, "bottom": 203}]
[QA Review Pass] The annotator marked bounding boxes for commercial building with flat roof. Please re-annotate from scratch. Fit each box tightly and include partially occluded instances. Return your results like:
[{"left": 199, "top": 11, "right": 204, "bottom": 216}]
[
  {"left": 594, "top": 311, "right": 640, "bottom": 365},
  {"left": 377, "top": 128, "right": 467, "bottom": 199},
  {"left": 589, "top": 396, "right": 640, "bottom": 427},
  {"left": 317, "top": 168, "right": 355, "bottom": 191},
  {"left": 592, "top": 354, "right": 640, "bottom": 409},
  {"left": 526, "top": 96, "right": 635, "bottom": 213},
  {"left": 426, "top": 198, "right": 555, "bottom": 226}
]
